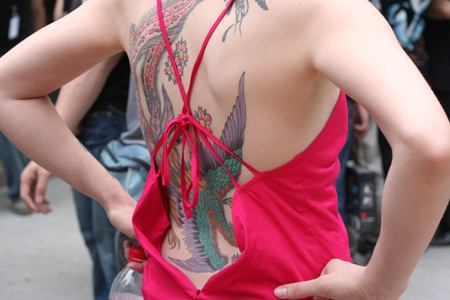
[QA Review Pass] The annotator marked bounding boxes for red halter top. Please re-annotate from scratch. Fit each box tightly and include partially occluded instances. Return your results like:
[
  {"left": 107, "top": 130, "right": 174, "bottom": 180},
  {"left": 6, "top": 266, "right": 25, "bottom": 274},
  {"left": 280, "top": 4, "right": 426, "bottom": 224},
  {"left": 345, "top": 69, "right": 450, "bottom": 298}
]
[{"left": 132, "top": 1, "right": 351, "bottom": 299}]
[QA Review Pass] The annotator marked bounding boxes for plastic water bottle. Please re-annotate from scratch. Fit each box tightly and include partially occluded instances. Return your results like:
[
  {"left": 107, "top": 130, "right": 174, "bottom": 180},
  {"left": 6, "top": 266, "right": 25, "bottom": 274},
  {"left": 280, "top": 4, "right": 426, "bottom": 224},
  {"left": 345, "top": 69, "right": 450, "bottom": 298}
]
[{"left": 109, "top": 246, "right": 147, "bottom": 300}]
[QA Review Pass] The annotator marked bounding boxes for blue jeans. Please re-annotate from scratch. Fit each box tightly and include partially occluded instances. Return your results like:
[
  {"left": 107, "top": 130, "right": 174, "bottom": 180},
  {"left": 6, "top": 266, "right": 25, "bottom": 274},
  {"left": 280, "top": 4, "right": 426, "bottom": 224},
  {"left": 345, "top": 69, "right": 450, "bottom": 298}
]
[
  {"left": 336, "top": 98, "right": 354, "bottom": 224},
  {"left": 0, "top": 131, "right": 29, "bottom": 202},
  {"left": 73, "top": 109, "right": 126, "bottom": 300}
]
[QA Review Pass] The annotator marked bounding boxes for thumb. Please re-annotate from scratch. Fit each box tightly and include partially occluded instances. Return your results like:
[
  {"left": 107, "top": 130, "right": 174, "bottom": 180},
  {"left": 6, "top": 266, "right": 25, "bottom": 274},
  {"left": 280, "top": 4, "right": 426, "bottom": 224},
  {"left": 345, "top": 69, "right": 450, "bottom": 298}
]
[{"left": 274, "top": 278, "right": 325, "bottom": 299}]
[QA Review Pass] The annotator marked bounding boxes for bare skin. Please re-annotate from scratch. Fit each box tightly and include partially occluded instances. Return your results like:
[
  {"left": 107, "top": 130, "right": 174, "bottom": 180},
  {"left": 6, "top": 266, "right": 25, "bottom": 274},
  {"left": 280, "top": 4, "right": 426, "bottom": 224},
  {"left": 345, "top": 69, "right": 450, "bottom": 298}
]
[
  {"left": 20, "top": 54, "right": 125, "bottom": 214},
  {"left": 1, "top": 0, "right": 450, "bottom": 299}
]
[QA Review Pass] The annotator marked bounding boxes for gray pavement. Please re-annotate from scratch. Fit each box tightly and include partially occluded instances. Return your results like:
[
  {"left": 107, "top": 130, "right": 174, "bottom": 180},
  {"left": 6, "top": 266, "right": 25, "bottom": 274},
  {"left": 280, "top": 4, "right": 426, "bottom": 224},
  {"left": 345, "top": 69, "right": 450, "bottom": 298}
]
[
  {"left": 0, "top": 177, "right": 449, "bottom": 299},
  {"left": 0, "top": 177, "right": 91, "bottom": 300}
]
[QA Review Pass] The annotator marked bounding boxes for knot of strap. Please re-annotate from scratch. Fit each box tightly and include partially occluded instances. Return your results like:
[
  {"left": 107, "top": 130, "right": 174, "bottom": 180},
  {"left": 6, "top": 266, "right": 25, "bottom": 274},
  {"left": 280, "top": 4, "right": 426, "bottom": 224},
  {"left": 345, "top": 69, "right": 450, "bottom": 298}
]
[{"left": 157, "top": 113, "right": 202, "bottom": 219}]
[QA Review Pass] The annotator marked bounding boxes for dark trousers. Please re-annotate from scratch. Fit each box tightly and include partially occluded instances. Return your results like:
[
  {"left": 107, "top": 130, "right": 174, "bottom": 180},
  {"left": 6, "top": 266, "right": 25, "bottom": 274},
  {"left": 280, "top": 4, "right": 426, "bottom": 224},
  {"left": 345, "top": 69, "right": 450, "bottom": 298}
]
[{"left": 74, "top": 109, "right": 126, "bottom": 300}]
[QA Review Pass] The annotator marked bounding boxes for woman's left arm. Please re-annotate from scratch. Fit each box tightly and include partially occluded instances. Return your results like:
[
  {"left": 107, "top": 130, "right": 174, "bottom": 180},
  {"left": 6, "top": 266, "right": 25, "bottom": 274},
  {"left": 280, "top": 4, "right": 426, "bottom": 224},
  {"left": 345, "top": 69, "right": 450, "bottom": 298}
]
[{"left": 275, "top": 0, "right": 450, "bottom": 299}]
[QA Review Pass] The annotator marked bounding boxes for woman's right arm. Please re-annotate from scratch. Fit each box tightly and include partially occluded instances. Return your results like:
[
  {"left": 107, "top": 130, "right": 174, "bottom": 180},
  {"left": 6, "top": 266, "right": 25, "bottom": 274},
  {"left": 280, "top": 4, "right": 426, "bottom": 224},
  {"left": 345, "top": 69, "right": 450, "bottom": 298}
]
[{"left": 0, "top": 0, "right": 136, "bottom": 237}]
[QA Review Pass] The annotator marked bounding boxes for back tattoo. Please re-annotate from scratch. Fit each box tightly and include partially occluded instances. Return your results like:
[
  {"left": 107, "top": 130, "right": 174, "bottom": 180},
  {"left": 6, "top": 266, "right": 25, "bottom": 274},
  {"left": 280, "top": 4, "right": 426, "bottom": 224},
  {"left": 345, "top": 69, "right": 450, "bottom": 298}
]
[{"left": 129, "top": 0, "right": 268, "bottom": 273}]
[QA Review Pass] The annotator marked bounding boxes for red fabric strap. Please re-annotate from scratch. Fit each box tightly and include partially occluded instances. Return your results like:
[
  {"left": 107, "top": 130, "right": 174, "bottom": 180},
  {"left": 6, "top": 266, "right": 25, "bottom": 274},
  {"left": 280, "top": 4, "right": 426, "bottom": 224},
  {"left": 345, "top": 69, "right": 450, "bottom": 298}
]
[{"left": 155, "top": 0, "right": 258, "bottom": 219}]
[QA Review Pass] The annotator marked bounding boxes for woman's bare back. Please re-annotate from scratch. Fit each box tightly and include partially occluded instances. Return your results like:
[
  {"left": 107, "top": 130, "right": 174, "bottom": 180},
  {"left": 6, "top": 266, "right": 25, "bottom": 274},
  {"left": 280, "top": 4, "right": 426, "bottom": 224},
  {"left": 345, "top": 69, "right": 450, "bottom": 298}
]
[{"left": 126, "top": 0, "right": 340, "bottom": 288}]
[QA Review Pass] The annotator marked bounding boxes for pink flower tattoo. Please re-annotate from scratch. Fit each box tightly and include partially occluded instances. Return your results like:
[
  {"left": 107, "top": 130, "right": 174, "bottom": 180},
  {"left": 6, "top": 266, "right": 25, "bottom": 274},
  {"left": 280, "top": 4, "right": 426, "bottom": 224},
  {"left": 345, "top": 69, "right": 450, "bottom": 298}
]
[
  {"left": 164, "top": 38, "right": 189, "bottom": 84},
  {"left": 194, "top": 107, "right": 213, "bottom": 133}
]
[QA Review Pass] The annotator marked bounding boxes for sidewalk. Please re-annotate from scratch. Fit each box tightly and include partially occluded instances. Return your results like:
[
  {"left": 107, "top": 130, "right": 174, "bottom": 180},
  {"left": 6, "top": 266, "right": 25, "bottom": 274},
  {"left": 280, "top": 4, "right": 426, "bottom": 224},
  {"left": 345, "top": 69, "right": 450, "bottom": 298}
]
[
  {"left": 0, "top": 176, "right": 449, "bottom": 299},
  {"left": 0, "top": 177, "right": 91, "bottom": 300},
  {"left": 401, "top": 246, "right": 450, "bottom": 299}
]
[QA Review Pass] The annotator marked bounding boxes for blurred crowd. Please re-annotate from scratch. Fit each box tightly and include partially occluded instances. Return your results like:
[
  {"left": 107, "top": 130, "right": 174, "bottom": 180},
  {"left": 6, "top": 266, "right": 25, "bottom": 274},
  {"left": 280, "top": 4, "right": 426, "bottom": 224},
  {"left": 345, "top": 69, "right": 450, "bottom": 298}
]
[{"left": 0, "top": 0, "right": 449, "bottom": 299}]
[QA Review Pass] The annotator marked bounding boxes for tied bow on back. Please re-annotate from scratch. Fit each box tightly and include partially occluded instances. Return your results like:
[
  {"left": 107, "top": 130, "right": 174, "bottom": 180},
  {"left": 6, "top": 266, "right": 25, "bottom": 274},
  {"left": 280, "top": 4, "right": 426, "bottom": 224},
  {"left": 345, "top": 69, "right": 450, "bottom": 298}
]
[{"left": 158, "top": 113, "right": 201, "bottom": 219}]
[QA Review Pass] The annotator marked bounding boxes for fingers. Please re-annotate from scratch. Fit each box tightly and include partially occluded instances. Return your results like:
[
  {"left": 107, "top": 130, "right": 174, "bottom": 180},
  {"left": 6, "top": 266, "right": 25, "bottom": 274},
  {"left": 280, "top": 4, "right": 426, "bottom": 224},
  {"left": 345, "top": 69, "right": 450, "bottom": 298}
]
[
  {"left": 274, "top": 277, "right": 326, "bottom": 299},
  {"left": 20, "top": 179, "right": 37, "bottom": 212},
  {"left": 127, "top": 261, "right": 146, "bottom": 274},
  {"left": 352, "top": 123, "right": 370, "bottom": 139},
  {"left": 35, "top": 195, "right": 52, "bottom": 214},
  {"left": 123, "top": 240, "right": 147, "bottom": 274},
  {"left": 274, "top": 259, "right": 370, "bottom": 300},
  {"left": 123, "top": 240, "right": 133, "bottom": 260},
  {"left": 123, "top": 240, "right": 149, "bottom": 260},
  {"left": 20, "top": 163, "right": 39, "bottom": 212},
  {"left": 35, "top": 169, "right": 51, "bottom": 202},
  {"left": 34, "top": 169, "right": 52, "bottom": 213},
  {"left": 20, "top": 161, "right": 52, "bottom": 214}
]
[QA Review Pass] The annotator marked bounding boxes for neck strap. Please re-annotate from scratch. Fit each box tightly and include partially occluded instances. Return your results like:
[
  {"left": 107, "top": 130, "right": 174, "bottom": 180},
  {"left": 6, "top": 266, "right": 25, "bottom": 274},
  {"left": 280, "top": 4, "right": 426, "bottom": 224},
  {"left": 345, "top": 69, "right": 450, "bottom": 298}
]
[{"left": 157, "top": 0, "right": 236, "bottom": 114}]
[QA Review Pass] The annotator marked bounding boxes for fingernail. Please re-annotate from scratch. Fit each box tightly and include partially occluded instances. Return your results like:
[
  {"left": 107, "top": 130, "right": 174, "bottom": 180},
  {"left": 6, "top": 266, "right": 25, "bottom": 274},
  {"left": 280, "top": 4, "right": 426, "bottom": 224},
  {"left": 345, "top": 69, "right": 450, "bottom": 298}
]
[{"left": 274, "top": 286, "right": 286, "bottom": 298}]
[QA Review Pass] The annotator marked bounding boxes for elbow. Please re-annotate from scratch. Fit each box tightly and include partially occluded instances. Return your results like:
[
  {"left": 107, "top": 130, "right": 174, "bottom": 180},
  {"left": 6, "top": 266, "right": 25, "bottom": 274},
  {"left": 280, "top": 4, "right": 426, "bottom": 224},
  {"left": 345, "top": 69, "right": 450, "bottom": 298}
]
[
  {"left": 421, "top": 138, "right": 450, "bottom": 200},
  {"left": 411, "top": 132, "right": 450, "bottom": 176},
  {"left": 427, "top": 141, "right": 450, "bottom": 171},
  {"left": 393, "top": 125, "right": 450, "bottom": 178}
]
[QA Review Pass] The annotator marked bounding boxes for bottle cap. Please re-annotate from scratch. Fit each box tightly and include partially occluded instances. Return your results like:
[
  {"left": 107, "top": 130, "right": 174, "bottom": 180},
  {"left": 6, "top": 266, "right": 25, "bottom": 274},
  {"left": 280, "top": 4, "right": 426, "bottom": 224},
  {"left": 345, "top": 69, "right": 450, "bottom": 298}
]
[{"left": 128, "top": 246, "right": 147, "bottom": 263}]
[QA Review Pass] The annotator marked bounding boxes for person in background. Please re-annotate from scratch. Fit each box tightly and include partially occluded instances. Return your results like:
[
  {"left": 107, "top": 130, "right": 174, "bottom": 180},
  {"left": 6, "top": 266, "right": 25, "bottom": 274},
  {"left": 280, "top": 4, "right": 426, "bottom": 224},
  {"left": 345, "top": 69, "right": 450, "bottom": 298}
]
[
  {"left": 336, "top": 98, "right": 370, "bottom": 224},
  {"left": 424, "top": 0, "right": 450, "bottom": 246},
  {"left": 0, "top": 0, "right": 45, "bottom": 215}
]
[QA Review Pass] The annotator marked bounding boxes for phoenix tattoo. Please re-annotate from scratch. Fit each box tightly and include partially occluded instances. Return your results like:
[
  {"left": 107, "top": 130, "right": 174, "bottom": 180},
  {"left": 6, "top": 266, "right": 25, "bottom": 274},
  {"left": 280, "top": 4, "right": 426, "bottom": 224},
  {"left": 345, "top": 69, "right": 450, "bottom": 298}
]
[{"left": 129, "top": 0, "right": 268, "bottom": 273}]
